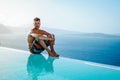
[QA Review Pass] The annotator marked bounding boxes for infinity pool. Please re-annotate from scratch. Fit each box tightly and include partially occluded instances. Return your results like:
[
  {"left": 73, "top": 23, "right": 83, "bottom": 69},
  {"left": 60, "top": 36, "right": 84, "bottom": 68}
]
[{"left": 0, "top": 47, "right": 120, "bottom": 80}]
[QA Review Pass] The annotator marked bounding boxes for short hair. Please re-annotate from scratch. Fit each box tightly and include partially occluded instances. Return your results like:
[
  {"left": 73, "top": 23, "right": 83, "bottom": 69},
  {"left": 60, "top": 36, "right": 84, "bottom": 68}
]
[{"left": 34, "top": 17, "right": 40, "bottom": 22}]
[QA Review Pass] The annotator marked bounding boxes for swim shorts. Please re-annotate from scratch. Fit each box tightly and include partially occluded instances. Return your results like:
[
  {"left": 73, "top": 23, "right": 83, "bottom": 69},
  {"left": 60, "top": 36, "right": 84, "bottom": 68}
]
[{"left": 29, "top": 38, "right": 50, "bottom": 54}]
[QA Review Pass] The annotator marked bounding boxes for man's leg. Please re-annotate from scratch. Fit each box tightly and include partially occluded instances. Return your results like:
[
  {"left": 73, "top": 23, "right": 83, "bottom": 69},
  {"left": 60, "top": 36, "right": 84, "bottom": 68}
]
[
  {"left": 48, "top": 34, "right": 59, "bottom": 57},
  {"left": 48, "top": 34, "right": 55, "bottom": 52},
  {"left": 39, "top": 39, "right": 55, "bottom": 57}
]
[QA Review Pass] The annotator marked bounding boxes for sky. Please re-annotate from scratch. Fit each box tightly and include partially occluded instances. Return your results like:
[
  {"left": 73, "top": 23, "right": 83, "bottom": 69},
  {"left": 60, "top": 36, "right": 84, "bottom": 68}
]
[{"left": 0, "top": 0, "right": 120, "bottom": 34}]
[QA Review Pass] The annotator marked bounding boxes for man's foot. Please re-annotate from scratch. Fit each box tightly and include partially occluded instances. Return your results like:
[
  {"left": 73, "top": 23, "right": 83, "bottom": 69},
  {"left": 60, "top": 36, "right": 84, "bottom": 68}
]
[
  {"left": 48, "top": 51, "right": 59, "bottom": 57},
  {"left": 48, "top": 51, "right": 54, "bottom": 56},
  {"left": 49, "top": 54, "right": 59, "bottom": 57},
  {"left": 51, "top": 51, "right": 60, "bottom": 57}
]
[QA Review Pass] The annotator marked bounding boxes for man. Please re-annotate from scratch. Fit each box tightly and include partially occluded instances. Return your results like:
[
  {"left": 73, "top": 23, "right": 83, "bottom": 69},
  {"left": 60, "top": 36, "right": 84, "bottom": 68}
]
[{"left": 27, "top": 17, "right": 59, "bottom": 57}]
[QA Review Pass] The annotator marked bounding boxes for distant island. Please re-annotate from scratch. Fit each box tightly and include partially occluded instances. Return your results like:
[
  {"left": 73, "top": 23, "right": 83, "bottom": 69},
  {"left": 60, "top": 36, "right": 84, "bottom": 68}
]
[
  {"left": 0, "top": 24, "right": 12, "bottom": 34},
  {"left": 0, "top": 23, "right": 120, "bottom": 38}
]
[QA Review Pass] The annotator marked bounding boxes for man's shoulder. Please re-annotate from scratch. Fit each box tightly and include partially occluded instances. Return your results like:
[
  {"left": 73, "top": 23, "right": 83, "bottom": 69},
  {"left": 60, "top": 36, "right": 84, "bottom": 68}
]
[{"left": 39, "top": 29, "right": 48, "bottom": 32}]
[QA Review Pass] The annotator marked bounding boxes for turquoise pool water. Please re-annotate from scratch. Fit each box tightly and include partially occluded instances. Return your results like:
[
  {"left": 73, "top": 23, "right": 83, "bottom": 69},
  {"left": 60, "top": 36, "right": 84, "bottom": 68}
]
[{"left": 0, "top": 47, "right": 120, "bottom": 80}]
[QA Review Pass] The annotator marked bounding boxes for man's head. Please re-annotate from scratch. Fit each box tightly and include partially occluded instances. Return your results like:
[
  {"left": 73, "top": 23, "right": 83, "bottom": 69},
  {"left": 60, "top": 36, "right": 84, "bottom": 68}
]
[{"left": 33, "top": 17, "right": 41, "bottom": 29}]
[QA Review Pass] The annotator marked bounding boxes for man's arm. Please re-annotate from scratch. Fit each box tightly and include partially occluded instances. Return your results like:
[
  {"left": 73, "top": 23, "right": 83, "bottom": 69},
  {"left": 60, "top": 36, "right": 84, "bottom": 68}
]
[{"left": 30, "top": 30, "right": 53, "bottom": 40}]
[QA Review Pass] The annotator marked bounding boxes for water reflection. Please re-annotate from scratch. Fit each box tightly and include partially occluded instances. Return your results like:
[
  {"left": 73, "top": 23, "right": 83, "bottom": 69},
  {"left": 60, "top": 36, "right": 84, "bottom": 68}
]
[{"left": 27, "top": 54, "right": 56, "bottom": 80}]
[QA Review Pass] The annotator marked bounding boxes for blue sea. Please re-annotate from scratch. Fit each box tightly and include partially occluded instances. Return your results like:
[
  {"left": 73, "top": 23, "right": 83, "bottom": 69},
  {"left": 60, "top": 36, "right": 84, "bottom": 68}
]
[
  {"left": 55, "top": 34, "right": 120, "bottom": 66},
  {"left": 0, "top": 33, "right": 120, "bottom": 66}
]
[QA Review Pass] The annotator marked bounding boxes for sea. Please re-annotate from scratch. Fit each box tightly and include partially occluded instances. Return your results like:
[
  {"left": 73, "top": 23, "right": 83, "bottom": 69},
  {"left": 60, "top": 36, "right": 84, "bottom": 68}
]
[{"left": 0, "top": 33, "right": 120, "bottom": 66}]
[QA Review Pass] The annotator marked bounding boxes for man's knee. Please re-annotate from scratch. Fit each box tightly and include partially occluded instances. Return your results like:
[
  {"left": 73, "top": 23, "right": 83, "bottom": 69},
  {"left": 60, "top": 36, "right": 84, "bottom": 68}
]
[
  {"left": 47, "top": 34, "right": 52, "bottom": 38},
  {"left": 48, "top": 34, "right": 55, "bottom": 38}
]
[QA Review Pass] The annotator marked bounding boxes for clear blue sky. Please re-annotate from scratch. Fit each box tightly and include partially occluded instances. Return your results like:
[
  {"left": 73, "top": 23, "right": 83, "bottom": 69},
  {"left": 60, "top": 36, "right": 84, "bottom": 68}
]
[{"left": 0, "top": 0, "right": 120, "bottom": 34}]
